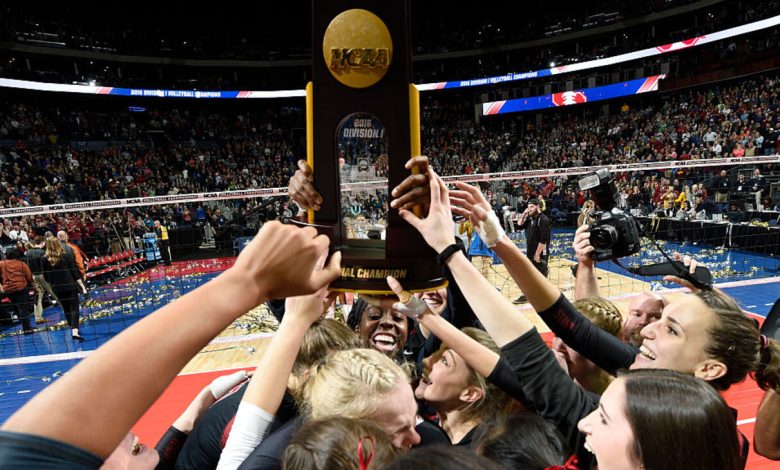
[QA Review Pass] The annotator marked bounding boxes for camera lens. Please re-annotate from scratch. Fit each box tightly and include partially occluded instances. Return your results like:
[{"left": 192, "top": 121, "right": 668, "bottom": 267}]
[{"left": 590, "top": 225, "right": 618, "bottom": 249}]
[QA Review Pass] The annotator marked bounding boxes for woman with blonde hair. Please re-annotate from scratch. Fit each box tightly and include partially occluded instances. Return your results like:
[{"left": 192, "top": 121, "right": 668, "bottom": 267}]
[
  {"left": 223, "top": 347, "right": 425, "bottom": 469},
  {"left": 577, "top": 200, "right": 595, "bottom": 227},
  {"left": 41, "top": 237, "right": 87, "bottom": 340},
  {"left": 174, "top": 317, "right": 361, "bottom": 469}
]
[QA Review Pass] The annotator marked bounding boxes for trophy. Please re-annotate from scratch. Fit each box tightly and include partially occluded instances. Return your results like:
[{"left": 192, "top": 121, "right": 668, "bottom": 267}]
[{"left": 305, "top": 0, "right": 446, "bottom": 293}]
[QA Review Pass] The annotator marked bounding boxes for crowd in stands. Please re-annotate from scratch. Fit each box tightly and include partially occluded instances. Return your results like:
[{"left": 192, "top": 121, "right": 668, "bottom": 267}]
[
  {"left": 0, "top": 71, "right": 777, "bottom": 257},
  {"left": 481, "top": 73, "right": 780, "bottom": 219}
]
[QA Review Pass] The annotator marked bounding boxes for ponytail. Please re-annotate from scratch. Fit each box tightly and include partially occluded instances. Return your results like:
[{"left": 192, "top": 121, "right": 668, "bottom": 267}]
[{"left": 755, "top": 336, "right": 780, "bottom": 392}]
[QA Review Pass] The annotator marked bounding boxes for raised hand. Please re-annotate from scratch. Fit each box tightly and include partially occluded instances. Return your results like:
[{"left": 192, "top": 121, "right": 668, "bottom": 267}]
[
  {"left": 230, "top": 221, "right": 341, "bottom": 304},
  {"left": 573, "top": 224, "right": 595, "bottom": 267},
  {"left": 449, "top": 181, "right": 492, "bottom": 225},
  {"left": 386, "top": 275, "right": 432, "bottom": 320},
  {"left": 288, "top": 159, "right": 322, "bottom": 211},
  {"left": 285, "top": 266, "right": 339, "bottom": 326},
  {"left": 449, "top": 182, "right": 504, "bottom": 247},
  {"left": 663, "top": 252, "right": 701, "bottom": 291},
  {"left": 397, "top": 167, "right": 455, "bottom": 253},
  {"left": 390, "top": 155, "right": 432, "bottom": 213}
]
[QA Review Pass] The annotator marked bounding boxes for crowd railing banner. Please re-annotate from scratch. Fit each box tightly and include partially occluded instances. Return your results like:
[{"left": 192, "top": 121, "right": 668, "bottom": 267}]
[{"left": 2, "top": 155, "right": 777, "bottom": 217}]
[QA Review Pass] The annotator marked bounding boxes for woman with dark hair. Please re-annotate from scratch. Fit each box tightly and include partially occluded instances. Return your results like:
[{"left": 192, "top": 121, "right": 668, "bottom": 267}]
[
  {"left": 475, "top": 414, "right": 567, "bottom": 469},
  {"left": 282, "top": 417, "right": 397, "bottom": 470},
  {"left": 578, "top": 369, "right": 739, "bottom": 470},
  {"left": 384, "top": 445, "right": 503, "bottom": 470},
  {"left": 0, "top": 247, "right": 34, "bottom": 333},
  {"left": 346, "top": 298, "right": 411, "bottom": 361},
  {"left": 448, "top": 179, "right": 780, "bottom": 390},
  {"left": 41, "top": 237, "right": 87, "bottom": 340}
]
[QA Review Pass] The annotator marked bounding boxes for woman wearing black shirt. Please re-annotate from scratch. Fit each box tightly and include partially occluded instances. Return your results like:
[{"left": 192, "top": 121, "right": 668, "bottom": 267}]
[{"left": 41, "top": 237, "right": 87, "bottom": 341}]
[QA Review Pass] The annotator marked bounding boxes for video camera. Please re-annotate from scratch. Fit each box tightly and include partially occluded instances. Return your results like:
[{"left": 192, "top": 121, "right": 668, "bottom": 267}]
[{"left": 578, "top": 169, "right": 642, "bottom": 261}]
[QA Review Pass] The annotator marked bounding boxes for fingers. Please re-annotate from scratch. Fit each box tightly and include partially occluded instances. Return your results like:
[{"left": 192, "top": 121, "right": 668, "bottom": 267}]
[
  {"left": 433, "top": 173, "right": 449, "bottom": 206},
  {"left": 310, "top": 251, "right": 342, "bottom": 290},
  {"left": 300, "top": 225, "right": 319, "bottom": 240},
  {"left": 289, "top": 160, "right": 321, "bottom": 211},
  {"left": 687, "top": 257, "right": 698, "bottom": 275},
  {"left": 451, "top": 205, "right": 472, "bottom": 218},
  {"left": 673, "top": 252, "right": 697, "bottom": 274},
  {"left": 390, "top": 157, "right": 430, "bottom": 210},
  {"left": 391, "top": 174, "right": 428, "bottom": 198},
  {"left": 453, "top": 182, "right": 486, "bottom": 204},
  {"left": 297, "top": 159, "right": 313, "bottom": 176},
  {"left": 314, "top": 249, "right": 328, "bottom": 271},
  {"left": 386, "top": 275, "right": 405, "bottom": 297},
  {"left": 397, "top": 198, "right": 430, "bottom": 212},
  {"left": 573, "top": 228, "right": 591, "bottom": 245},
  {"left": 663, "top": 275, "right": 697, "bottom": 291},
  {"left": 405, "top": 155, "right": 430, "bottom": 170},
  {"left": 427, "top": 167, "right": 441, "bottom": 207},
  {"left": 449, "top": 195, "right": 474, "bottom": 212},
  {"left": 573, "top": 229, "right": 594, "bottom": 259},
  {"left": 472, "top": 205, "right": 490, "bottom": 222},
  {"left": 574, "top": 242, "right": 594, "bottom": 256},
  {"left": 390, "top": 178, "right": 430, "bottom": 209},
  {"left": 398, "top": 208, "right": 423, "bottom": 231},
  {"left": 679, "top": 254, "right": 696, "bottom": 274}
]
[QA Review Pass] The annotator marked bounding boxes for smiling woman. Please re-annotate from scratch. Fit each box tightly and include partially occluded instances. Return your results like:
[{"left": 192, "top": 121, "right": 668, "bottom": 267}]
[
  {"left": 347, "top": 298, "right": 412, "bottom": 359},
  {"left": 422, "top": 327, "right": 511, "bottom": 446},
  {"left": 578, "top": 369, "right": 741, "bottom": 470}
]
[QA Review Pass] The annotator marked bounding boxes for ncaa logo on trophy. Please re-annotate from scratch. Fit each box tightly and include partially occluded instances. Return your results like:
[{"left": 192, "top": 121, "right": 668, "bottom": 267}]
[{"left": 300, "top": 0, "right": 446, "bottom": 294}]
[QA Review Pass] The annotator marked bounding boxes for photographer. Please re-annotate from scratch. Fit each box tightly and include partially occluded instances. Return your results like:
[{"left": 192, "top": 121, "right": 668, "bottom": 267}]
[
  {"left": 572, "top": 224, "right": 667, "bottom": 346},
  {"left": 512, "top": 199, "right": 550, "bottom": 304}
]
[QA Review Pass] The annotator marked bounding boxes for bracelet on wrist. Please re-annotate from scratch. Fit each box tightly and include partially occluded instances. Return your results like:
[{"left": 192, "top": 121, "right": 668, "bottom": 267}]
[{"left": 436, "top": 243, "right": 464, "bottom": 266}]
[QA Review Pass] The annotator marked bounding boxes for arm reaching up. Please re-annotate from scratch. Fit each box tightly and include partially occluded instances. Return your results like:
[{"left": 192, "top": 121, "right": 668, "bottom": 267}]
[
  {"left": 218, "top": 287, "right": 334, "bottom": 470},
  {"left": 397, "top": 169, "right": 535, "bottom": 347},
  {"left": 571, "top": 225, "right": 600, "bottom": 300},
  {"left": 2, "top": 222, "right": 341, "bottom": 461}
]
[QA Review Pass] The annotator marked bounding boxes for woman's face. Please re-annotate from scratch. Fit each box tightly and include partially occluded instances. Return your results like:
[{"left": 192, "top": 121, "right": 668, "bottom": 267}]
[
  {"left": 415, "top": 350, "right": 442, "bottom": 400},
  {"left": 424, "top": 349, "right": 478, "bottom": 412},
  {"left": 356, "top": 305, "right": 409, "bottom": 358},
  {"left": 577, "top": 379, "right": 640, "bottom": 470},
  {"left": 630, "top": 295, "right": 716, "bottom": 376},
  {"left": 371, "top": 379, "right": 421, "bottom": 450}
]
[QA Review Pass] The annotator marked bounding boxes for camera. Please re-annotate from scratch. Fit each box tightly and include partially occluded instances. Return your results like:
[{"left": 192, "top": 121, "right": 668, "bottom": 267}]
[{"left": 578, "top": 169, "right": 641, "bottom": 261}]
